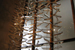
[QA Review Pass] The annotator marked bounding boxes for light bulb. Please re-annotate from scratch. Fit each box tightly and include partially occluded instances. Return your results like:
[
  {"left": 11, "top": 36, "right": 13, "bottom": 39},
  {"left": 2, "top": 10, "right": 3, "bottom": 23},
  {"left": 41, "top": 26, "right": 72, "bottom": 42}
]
[
  {"left": 53, "top": 29, "right": 56, "bottom": 31},
  {"left": 14, "top": 23, "right": 19, "bottom": 25},
  {"left": 47, "top": 30, "right": 50, "bottom": 33}
]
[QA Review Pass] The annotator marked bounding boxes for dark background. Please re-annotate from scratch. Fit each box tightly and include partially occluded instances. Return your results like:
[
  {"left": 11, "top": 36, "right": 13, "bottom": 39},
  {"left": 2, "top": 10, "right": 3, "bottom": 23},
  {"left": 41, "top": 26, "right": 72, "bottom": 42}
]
[{"left": 0, "top": 0, "right": 20, "bottom": 50}]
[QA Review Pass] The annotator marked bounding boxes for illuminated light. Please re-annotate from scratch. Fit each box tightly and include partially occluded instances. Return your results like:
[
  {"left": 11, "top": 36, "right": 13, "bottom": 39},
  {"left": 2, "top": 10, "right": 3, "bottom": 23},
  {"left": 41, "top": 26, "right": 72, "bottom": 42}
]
[
  {"left": 47, "top": 30, "right": 50, "bottom": 33},
  {"left": 14, "top": 23, "right": 19, "bottom": 25},
  {"left": 21, "top": 16, "right": 25, "bottom": 18},
  {"left": 53, "top": 29, "right": 56, "bottom": 31},
  {"left": 25, "top": 16, "right": 32, "bottom": 18}
]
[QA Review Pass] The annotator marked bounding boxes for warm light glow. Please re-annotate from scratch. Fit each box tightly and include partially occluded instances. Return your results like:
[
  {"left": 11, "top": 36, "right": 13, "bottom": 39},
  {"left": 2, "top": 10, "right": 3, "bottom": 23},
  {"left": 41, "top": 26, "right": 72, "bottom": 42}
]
[
  {"left": 53, "top": 29, "right": 56, "bottom": 31},
  {"left": 21, "top": 16, "right": 25, "bottom": 18},
  {"left": 14, "top": 23, "right": 18, "bottom": 25},
  {"left": 47, "top": 30, "right": 50, "bottom": 32}
]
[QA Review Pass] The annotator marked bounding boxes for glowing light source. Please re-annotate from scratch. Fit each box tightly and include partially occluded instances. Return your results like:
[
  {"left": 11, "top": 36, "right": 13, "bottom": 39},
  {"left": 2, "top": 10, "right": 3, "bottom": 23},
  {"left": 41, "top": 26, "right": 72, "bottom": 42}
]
[
  {"left": 53, "top": 29, "right": 56, "bottom": 31},
  {"left": 47, "top": 30, "right": 50, "bottom": 32},
  {"left": 14, "top": 23, "right": 19, "bottom": 25}
]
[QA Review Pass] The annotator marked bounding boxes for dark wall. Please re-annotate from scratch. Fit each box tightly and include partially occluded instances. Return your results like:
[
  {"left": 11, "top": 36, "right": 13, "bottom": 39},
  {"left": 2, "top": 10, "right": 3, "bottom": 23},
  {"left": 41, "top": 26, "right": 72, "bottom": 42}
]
[{"left": 0, "top": 0, "right": 19, "bottom": 50}]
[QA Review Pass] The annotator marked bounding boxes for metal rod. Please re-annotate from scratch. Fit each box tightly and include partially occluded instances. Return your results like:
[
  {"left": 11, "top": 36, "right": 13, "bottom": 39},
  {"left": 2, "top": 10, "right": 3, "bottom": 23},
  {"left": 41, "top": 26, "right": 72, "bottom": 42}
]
[
  {"left": 50, "top": 0, "right": 53, "bottom": 50},
  {"left": 61, "top": 37, "right": 75, "bottom": 43},
  {"left": 32, "top": 0, "right": 38, "bottom": 50},
  {"left": 70, "top": 0, "right": 75, "bottom": 33}
]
